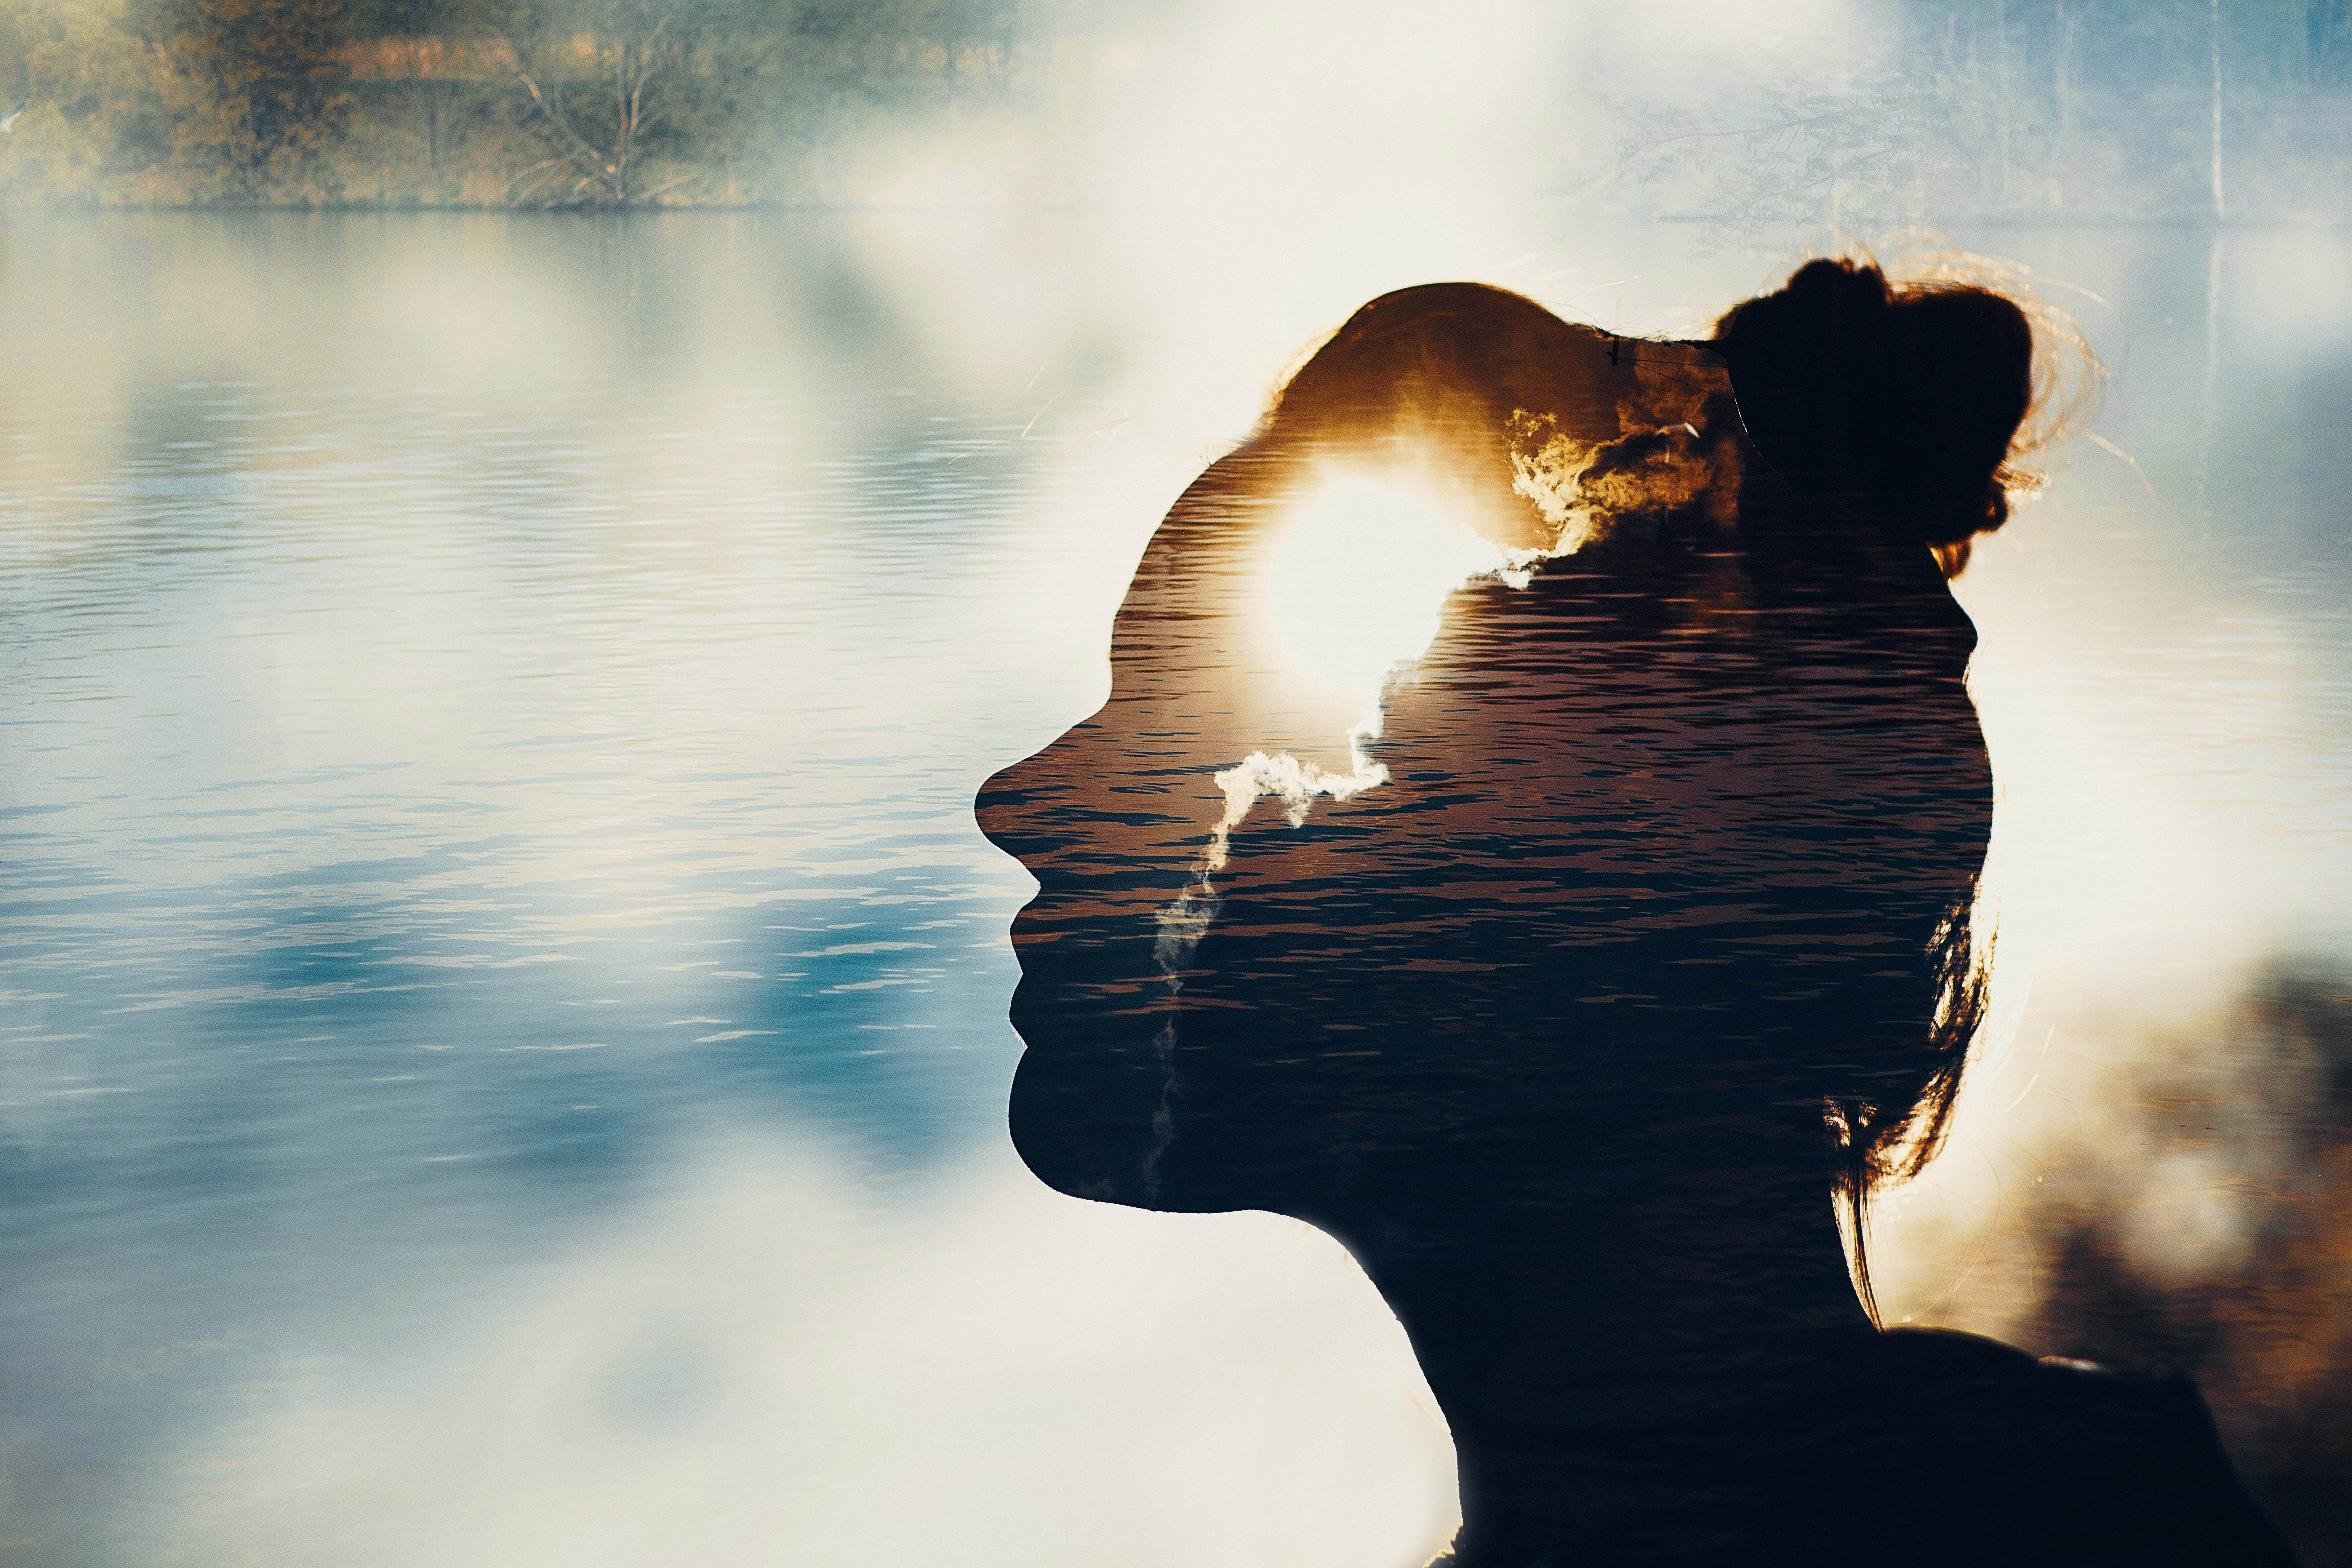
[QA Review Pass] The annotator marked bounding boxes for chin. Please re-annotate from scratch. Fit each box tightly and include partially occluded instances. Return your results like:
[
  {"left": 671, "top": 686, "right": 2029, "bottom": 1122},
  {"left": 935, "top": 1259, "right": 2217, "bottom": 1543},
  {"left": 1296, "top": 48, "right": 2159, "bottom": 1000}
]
[{"left": 1001, "top": 961, "right": 1178, "bottom": 1207}]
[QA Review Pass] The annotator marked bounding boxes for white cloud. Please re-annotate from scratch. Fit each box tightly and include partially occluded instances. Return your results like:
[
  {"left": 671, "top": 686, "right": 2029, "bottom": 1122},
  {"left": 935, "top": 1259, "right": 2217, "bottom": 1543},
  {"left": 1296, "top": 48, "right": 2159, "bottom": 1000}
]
[{"left": 135, "top": 1136, "right": 1458, "bottom": 1568}]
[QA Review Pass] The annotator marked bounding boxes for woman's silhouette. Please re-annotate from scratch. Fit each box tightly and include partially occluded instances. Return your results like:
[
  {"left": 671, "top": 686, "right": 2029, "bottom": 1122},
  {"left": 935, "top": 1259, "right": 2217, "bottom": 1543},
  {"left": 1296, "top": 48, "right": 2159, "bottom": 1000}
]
[{"left": 977, "top": 261, "right": 2296, "bottom": 1566}]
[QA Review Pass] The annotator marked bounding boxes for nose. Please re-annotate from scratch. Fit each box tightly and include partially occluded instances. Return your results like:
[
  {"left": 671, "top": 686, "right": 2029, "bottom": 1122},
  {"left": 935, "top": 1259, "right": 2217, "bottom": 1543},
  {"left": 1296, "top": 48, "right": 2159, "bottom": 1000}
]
[{"left": 975, "top": 721, "right": 1085, "bottom": 869}]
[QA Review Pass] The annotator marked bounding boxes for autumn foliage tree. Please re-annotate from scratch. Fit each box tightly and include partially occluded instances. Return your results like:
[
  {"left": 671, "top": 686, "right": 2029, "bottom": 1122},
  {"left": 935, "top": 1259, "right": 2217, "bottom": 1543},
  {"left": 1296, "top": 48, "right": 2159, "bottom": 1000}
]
[{"left": 154, "top": 0, "right": 356, "bottom": 196}]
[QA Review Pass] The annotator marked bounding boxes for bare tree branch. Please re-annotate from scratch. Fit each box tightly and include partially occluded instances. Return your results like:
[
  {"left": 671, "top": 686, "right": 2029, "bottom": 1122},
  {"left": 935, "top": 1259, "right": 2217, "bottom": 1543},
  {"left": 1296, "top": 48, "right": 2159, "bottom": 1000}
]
[{"left": 502, "top": 4, "right": 677, "bottom": 205}]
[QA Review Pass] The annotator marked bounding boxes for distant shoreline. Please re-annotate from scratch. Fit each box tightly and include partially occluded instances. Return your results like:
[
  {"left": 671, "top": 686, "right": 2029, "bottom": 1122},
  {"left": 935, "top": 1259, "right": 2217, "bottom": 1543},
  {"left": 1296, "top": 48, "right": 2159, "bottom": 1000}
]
[{"left": 2, "top": 201, "right": 2344, "bottom": 233}]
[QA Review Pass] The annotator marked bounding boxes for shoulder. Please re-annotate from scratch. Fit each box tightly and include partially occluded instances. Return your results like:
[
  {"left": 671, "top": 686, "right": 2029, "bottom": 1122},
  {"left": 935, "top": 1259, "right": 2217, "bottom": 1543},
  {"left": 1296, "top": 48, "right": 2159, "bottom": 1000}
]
[{"left": 1870, "top": 1328, "right": 2301, "bottom": 1566}]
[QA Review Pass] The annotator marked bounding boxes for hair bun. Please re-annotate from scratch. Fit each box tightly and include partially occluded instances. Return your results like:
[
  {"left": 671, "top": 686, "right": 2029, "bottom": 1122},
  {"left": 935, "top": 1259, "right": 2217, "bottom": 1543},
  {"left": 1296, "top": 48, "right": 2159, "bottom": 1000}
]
[
  {"left": 1780, "top": 257, "right": 1893, "bottom": 329},
  {"left": 1713, "top": 260, "right": 2035, "bottom": 569}
]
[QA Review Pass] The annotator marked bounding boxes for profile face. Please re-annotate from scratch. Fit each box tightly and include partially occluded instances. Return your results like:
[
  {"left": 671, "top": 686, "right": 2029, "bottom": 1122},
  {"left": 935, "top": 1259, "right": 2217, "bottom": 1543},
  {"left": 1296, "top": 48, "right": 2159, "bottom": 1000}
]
[{"left": 977, "top": 288, "right": 1757, "bottom": 1218}]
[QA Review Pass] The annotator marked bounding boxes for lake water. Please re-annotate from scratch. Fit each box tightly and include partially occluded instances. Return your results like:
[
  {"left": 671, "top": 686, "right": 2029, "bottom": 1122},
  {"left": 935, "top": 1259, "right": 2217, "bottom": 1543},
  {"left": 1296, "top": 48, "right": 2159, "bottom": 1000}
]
[{"left": 2, "top": 212, "right": 2348, "bottom": 1565}]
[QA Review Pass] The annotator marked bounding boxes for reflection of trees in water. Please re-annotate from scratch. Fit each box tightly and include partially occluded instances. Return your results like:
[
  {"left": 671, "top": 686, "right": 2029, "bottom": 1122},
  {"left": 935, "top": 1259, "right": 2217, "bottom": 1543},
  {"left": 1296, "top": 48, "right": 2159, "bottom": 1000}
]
[{"left": 2020, "top": 958, "right": 2352, "bottom": 1562}]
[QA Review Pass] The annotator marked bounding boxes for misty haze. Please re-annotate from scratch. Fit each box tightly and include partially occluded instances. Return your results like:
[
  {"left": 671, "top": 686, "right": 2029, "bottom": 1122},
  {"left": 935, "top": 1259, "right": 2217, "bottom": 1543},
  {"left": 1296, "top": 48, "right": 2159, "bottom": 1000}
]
[{"left": 0, "top": 1, "right": 2348, "bottom": 1564}]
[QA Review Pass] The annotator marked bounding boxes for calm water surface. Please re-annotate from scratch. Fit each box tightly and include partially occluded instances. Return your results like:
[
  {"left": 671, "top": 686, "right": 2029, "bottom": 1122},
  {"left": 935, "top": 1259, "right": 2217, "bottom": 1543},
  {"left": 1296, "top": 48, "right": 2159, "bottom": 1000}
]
[{"left": 1, "top": 213, "right": 2347, "bottom": 1564}]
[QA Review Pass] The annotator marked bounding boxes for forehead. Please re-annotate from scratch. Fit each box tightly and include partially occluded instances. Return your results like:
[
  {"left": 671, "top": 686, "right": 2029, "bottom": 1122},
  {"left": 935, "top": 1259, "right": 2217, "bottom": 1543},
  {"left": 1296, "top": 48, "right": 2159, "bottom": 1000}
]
[
  {"left": 1274, "top": 287, "right": 1726, "bottom": 441},
  {"left": 1094, "top": 319, "right": 1744, "bottom": 799},
  {"left": 1114, "top": 307, "right": 1734, "bottom": 628}
]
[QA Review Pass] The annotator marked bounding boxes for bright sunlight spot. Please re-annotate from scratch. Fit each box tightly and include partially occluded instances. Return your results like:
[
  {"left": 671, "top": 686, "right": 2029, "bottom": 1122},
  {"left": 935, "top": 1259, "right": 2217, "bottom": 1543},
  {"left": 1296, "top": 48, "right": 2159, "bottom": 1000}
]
[{"left": 1263, "top": 474, "right": 1521, "bottom": 726}]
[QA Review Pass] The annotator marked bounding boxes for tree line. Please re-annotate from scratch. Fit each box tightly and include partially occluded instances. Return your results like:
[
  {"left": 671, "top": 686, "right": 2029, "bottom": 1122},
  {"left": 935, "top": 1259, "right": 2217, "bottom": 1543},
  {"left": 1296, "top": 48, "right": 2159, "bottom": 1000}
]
[
  {"left": 0, "top": 0, "right": 2343, "bottom": 213},
  {"left": 0, "top": 0, "right": 1098, "bottom": 204},
  {"left": 1604, "top": 0, "right": 2352, "bottom": 232}
]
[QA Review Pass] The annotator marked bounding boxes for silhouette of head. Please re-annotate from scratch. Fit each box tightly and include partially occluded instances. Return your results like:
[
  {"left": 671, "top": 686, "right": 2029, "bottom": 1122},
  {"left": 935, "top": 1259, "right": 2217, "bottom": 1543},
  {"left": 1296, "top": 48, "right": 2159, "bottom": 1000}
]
[{"left": 976, "top": 271, "right": 2017, "bottom": 1254}]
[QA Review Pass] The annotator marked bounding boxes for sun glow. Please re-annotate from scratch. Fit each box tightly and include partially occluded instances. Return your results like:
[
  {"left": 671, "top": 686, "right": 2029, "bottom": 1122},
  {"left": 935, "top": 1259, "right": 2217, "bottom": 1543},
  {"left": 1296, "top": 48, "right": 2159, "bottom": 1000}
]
[
  {"left": 1270, "top": 472, "right": 1524, "bottom": 719},
  {"left": 1194, "top": 474, "right": 1543, "bottom": 880},
  {"left": 1157, "top": 474, "right": 1546, "bottom": 981},
  {"left": 1264, "top": 474, "right": 1530, "bottom": 723}
]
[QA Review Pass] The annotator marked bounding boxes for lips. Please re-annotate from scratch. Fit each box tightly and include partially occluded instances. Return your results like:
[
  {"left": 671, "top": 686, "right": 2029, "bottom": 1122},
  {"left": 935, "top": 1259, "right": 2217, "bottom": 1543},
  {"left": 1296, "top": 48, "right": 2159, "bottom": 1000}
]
[
  {"left": 1002, "top": 892, "right": 1173, "bottom": 1030},
  {"left": 998, "top": 892, "right": 1192, "bottom": 1207}
]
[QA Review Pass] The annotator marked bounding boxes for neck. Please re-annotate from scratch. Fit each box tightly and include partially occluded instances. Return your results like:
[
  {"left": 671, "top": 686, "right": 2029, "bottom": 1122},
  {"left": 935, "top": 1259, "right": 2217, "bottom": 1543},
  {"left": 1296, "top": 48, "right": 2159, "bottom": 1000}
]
[{"left": 1334, "top": 1139, "right": 1878, "bottom": 1561}]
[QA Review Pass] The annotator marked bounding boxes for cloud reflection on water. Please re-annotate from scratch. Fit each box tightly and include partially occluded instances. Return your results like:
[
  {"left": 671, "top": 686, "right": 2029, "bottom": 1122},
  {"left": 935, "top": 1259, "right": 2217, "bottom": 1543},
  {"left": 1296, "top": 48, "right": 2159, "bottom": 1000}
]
[{"left": 131, "top": 1137, "right": 1455, "bottom": 1568}]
